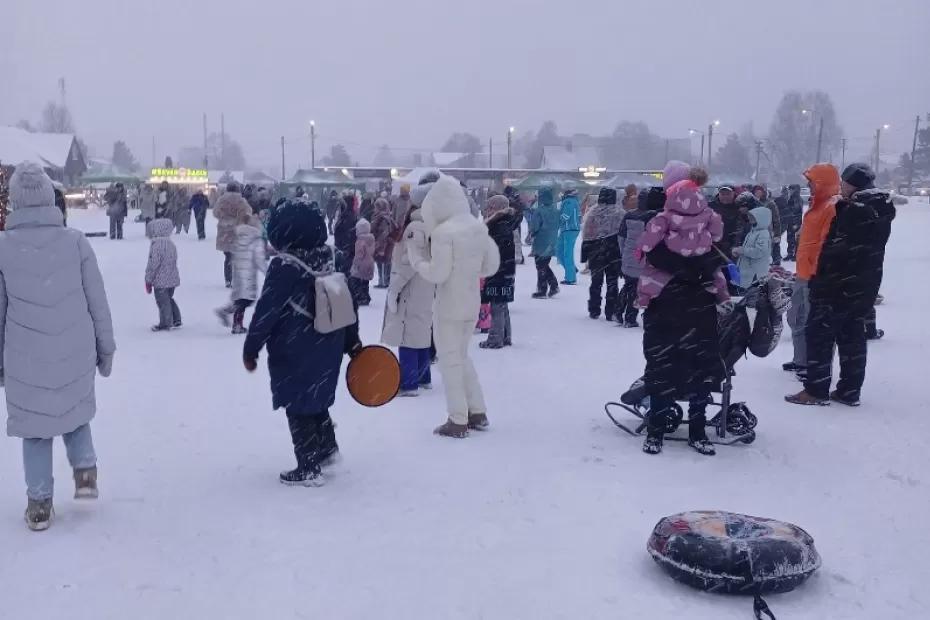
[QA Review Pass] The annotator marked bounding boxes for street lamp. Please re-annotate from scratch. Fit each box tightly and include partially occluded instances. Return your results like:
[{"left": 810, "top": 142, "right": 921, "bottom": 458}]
[
  {"left": 309, "top": 120, "right": 316, "bottom": 169},
  {"left": 707, "top": 120, "right": 721, "bottom": 173},
  {"left": 689, "top": 128, "right": 706, "bottom": 163},
  {"left": 507, "top": 126, "right": 515, "bottom": 169},
  {"left": 801, "top": 108, "right": 825, "bottom": 162}
]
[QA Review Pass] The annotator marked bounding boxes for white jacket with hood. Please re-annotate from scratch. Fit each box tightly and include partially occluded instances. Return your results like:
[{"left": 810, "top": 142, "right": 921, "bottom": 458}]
[
  {"left": 231, "top": 222, "right": 267, "bottom": 301},
  {"left": 381, "top": 209, "right": 436, "bottom": 349},
  {"left": 409, "top": 175, "right": 499, "bottom": 321}
]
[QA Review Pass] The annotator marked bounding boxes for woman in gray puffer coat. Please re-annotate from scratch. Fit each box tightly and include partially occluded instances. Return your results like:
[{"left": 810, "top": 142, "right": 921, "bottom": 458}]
[{"left": 0, "top": 162, "right": 116, "bottom": 531}]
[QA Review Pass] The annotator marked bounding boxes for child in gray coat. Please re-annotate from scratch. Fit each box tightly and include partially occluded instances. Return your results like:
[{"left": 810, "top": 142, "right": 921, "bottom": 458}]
[{"left": 145, "top": 218, "right": 182, "bottom": 331}]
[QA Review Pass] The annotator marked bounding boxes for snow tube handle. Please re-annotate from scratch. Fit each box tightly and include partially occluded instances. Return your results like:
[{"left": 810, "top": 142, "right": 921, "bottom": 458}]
[{"left": 753, "top": 594, "right": 776, "bottom": 620}]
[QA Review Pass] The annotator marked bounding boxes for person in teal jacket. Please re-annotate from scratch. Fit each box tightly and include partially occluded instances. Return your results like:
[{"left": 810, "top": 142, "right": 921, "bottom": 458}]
[
  {"left": 733, "top": 205, "right": 773, "bottom": 290},
  {"left": 530, "top": 187, "right": 561, "bottom": 298},
  {"left": 556, "top": 189, "right": 581, "bottom": 284}
]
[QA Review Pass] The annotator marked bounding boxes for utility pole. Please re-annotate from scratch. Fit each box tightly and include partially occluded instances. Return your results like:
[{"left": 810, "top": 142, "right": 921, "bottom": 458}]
[
  {"left": 707, "top": 123, "right": 716, "bottom": 173},
  {"left": 841, "top": 138, "right": 847, "bottom": 169},
  {"left": 815, "top": 117, "right": 825, "bottom": 162},
  {"left": 310, "top": 121, "right": 316, "bottom": 169},
  {"left": 220, "top": 113, "right": 226, "bottom": 169},
  {"left": 151, "top": 136, "right": 156, "bottom": 168},
  {"left": 699, "top": 134, "right": 705, "bottom": 164},
  {"left": 874, "top": 128, "right": 881, "bottom": 173},
  {"left": 908, "top": 115, "right": 921, "bottom": 195},
  {"left": 280, "top": 136, "right": 286, "bottom": 180},
  {"left": 489, "top": 137, "right": 493, "bottom": 169},
  {"left": 202, "top": 113, "right": 209, "bottom": 169},
  {"left": 507, "top": 127, "right": 515, "bottom": 169},
  {"left": 755, "top": 140, "right": 763, "bottom": 180}
]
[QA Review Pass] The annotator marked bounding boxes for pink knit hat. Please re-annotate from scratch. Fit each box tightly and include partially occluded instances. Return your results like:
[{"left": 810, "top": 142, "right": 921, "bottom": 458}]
[{"left": 662, "top": 160, "right": 691, "bottom": 190}]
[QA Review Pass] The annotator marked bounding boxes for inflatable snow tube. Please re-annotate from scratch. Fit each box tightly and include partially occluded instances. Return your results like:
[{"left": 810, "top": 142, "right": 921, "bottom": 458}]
[{"left": 647, "top": 511, "right": 821, "bottom": 595}]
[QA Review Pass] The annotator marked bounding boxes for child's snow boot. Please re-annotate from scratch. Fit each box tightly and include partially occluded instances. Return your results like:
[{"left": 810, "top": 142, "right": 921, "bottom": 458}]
[
  {"left": 25, "top": 498, "right": 54, "bottom": 531},
  {"left": 643, "top": 407, "right": 670, "bottom": 455},
  {"left": 467, "top": 413, "right": 490, "bottom": 431},
  {"left": 279, "top": 465, "right": 324, "bottom": 487},
  {"left": 434, "top": 419, "right": 469, "bottom": 438},
  {"left": 232, "top": 325, "right": 247, "bottom": 335},
  {"left": 687, "top": 414, "right": 716, "bottom": 456},
  {"left": 642, "top": 432, "right": 663, "bottom": 455},
  {"left": 74, "top": 466, "right": 99, "bottom": 499},
  {"left": 317, "top": 414, "right": 341, "bottom": 467}
]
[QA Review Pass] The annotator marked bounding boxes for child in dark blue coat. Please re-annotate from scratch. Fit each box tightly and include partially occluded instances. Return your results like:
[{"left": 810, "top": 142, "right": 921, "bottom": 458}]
[{"left": 243, "top": 201, "right": 361, "bottom": 487}]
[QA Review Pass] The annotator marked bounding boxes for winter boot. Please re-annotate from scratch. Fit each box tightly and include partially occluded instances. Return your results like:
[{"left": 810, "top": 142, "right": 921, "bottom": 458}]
[
  {"left": 479, "top": 340, "right": 503, "bottom": 349},
  {"left": 622, "top": 320, "right": 640, "bottom": 328},
  {"left": 214, "top": 308, "right": 231, "bottom": 327},
  {"left": 830, "top": 390, "right": 861, "bottom": 407},
  {"left": 24, "top": 498, "right": 54, "bottom": 532},
  {"left": 687, "top": 414, "right": 716, "bottom": 456},
  {"left": 231, "top": 325, "right": 248, "bottom": 335},
  {"left": 279, "top": 465, "right": 324, "bottom": 487},
  {"left": 74, "top": 466, "right": 99, "bottom": 500},
  {"left": 151, "top": 324, "right": 171, "bottom": 332},
  {"left": 467, "top": 413, "right": 490, "bottom": 431},
  {"left": 642, "top": 432, "right": 663, "bottom": 455},
  {"left": 785, "top": 390, "right": 830, "bottom": 406},
  {"left": 398, "top": 389, "right": 420, "bottom": 397},
  {"left": 173, "top": 320, "right": 183, "bottom": 329},
  {"left": 548, "top": 286, "right": 560, "bottom": 298},
  {"left": 317, "top": 415, "right": 341, "bottom": 467},
  {"left": 865, "top": 328, "right": 885, "bottom": 341},
  {"left": 532, "top": 291, "right": 548, "bottom": 299},
  {"left": 643, "top": 407, "right": 671, "bottom": 455},
  {"left": 434, "top": 419, "right": 469, "bottom": 438}
]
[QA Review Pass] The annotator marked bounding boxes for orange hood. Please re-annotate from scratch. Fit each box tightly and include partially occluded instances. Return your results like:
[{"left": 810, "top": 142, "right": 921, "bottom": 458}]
[{"left": 803, "top": 163, "right": 840, "bottom": 210}]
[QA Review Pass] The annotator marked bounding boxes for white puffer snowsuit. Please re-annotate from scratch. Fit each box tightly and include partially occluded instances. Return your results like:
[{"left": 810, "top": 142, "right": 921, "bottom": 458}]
[
  {"left": 230, "top": 222, "right": 266, "bottom": 301},
  {"left": 410, "top": 175, "right": 500, "bottom": 425}
]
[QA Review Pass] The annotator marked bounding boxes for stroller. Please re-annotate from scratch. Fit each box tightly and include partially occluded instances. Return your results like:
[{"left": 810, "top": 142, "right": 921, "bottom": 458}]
[{"left": 605, "top": 276, "right": 790, "bottom": 447}]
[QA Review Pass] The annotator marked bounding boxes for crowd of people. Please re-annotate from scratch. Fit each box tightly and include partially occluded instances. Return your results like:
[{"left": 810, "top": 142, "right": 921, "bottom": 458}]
[{"left": 0, "top": 155, "right": 896, "bottom": 529}]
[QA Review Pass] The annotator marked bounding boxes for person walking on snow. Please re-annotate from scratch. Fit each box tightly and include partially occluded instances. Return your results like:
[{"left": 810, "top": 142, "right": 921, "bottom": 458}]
[
  {"left": 190, "top": 189, "right": 210, "bottom": 241},
  {"left": 145, "top": 218, "right": 182, "bottom": 331},
  {"left": 616, "top": 186, "right": 662, "bottom": 326},
  {"left": 213, "top": 183, "right": 253, "bottom": 288},
  {"left": 408, "top": 175, "right": 500, "bottom": 438},
  {"left": 581, "top": 187, "right": 625, "bottom": 321},
  {"left": 0, "top": 162, "right": 116, "bottom": 531},
  {"left": 349, "top": 218, "right": 375, "bottom": 306},
  {"left": 105, "top": 183, "right": 127, "bottom": 240},
  {"left": 556, "top": 189, "right": 581, "bottom": 285},
  {"left": 371, "top": 197, "right": 396, "bottom": 288},
  {"left": 786, "top": 163, "right": 895, "bottom": 407},
  {"left": 530, "top": 187, "right": 561, "bottom": 298},
  {"left": 243, "top": 201, "right": 361, "bottom": 487},
  {"left": 215, "top": 213, "right": 267, "bottom": 334},
  {"left": 480, "top": 195, "right": 517, "bottom": 348},
  {"left": 325, "top": 190, "right": 342, "bottom": 235},
  {"left": 140, "top": 184, "right": 156, "bottom": 235},
  {"left": 781, "top": 164, "right": 840, "bottom": 380},
  {"left": 382, "top": 203, "right": 437, "bottom": 396},
  {"left": 333, "top": 196, "right": 358, "bottom": 274}
]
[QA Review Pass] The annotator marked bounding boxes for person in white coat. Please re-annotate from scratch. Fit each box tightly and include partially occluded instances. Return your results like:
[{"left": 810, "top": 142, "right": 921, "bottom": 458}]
[
  {"left": 408, "top": 175, "right": 500, "bottom": 438},
  {"left": 0, "top": 162, "right": 116, "bottom": 531},
  {"left": 381, "top": 206, "right": 436, "bottom": 397},
  {"left": 215, "top": 213, "right": 266, "bottom": 334}
]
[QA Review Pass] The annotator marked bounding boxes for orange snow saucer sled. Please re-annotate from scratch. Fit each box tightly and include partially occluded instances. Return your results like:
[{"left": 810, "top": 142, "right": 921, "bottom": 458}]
[{"left": 346, "top": 345, "right": 401, "bottom": 407}]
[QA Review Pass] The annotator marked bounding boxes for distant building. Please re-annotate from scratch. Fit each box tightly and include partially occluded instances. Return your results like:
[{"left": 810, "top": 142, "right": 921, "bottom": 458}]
[
  {"left": 0, "top": 126, "right": 87, "bottom": 185},
  {"left": 540, "top": 145, "right": 603, "bottom": 170}
]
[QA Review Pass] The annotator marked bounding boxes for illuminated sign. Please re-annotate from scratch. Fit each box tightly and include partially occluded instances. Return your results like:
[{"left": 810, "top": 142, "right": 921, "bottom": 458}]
[
  {"left": 150, "top": 168, "right": 208, "bottom": 178},
  {"left": 578, "top": 165, "right": 607, "bottom": 179}
]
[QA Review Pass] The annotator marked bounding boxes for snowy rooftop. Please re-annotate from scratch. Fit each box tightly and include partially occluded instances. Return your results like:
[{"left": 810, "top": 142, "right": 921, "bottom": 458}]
[
  {"left": 540, "top": 145, "right": 602, "bottom": 170},
  {"left": 0, "top": 125, "right": 78, "bottom": 169}
]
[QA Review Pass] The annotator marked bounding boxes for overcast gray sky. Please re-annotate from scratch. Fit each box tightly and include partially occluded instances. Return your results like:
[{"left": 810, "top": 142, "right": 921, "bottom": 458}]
[{"left": 2, "top": 0, "right": 928, "bottom": 171}]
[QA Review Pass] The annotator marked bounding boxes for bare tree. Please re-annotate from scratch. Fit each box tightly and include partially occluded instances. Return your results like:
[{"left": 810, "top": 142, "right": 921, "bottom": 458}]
[
  {"left": 767, "top": 90, "right": 842, "bottom": 181},
  {"left": 39, "top": 101, "right": 75, "bottom": 133}
]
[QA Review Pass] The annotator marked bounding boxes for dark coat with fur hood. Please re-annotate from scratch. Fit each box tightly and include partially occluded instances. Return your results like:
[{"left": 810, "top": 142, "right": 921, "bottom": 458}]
[{"left": 481, "top": 208, "right": 517, "bottom": 303}]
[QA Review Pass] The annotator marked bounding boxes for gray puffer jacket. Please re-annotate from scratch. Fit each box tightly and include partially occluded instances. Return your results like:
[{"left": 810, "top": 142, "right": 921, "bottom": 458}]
[
  {"left": 230, "top": 223, "right": 266, "bottom": 301},
  {"left": 145, "top": 219, "right": 180, "bottom": 289},
  {"left": 0, "top": 205, "right": 116, "bottom": 439}
]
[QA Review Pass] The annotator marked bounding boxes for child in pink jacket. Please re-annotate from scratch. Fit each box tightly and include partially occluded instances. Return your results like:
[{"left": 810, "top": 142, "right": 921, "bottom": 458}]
[{"left": 636, "top": 173, "right": 728, "bottom": 308}]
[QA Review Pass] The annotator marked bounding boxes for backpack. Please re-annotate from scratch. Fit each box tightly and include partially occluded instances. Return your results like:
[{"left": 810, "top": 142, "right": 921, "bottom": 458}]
[{"left": 278, "top": 250, "right": 357, "bottom": 334}]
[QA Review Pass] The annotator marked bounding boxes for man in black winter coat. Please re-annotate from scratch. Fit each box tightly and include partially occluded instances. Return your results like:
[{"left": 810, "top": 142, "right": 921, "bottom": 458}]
[
  {"left": 786, "top": 163, "right": 896, "bottom": 407},
  {"left": 709, "top": 186, "right": 745, "bottom": 259}
]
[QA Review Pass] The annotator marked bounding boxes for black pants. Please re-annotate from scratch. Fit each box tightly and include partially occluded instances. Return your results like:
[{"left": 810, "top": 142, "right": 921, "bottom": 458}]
[
  {"left": 804, "top": 296, "right": 868, "bottom": 400},
  {"left": 194, "top": 209, "right": 207, "bottom": 240},
  {"left": 772, "top": 233, "right": 782, "bottom": 265},
  {"left": 348, "top": 277, "right": 370, "bottom": 305},
  {"left": 154, "top": 287, "right": 182, "bottom": 328},
  {"left": 864, "top": 306, "right": 879, "bottom": 338},
  {"left": 109, "top": 216, "right": 124, "bottom": 239},
  {"left": 285, "top": 410, "right": 336, "bottom": 469},
  {"left": 232, "top": 299, "right": 253, "bottom": 328},
  {"left": 588, "top": 258, "right": 620, "bottom": 318},
  {"left": 785, "top": 223, "right": 800, "bottom": 259},
  {"left": 618, "top": 275, "right": 639, "bottom": 324},
  {"left": 223, "top": 252, "right": 233, "bottom": 286},
  {"left": 535, "top": 256, "right": 558, "bottom": 295}
]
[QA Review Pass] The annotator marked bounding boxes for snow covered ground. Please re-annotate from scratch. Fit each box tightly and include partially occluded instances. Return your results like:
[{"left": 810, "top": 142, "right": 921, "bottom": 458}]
[{"left": 1, "top": 200, "right": 928, "bottom": 619}]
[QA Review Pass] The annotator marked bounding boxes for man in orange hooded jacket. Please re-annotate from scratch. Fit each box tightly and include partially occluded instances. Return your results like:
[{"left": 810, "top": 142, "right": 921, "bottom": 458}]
[{"left": 782, "top": 163, "right": 839, "bottom": 378}]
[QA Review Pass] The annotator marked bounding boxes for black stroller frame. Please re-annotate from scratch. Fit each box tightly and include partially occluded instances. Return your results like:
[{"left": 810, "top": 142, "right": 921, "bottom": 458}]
[{"left": 604, "top": 292, "right": 761, "bottom": 447}]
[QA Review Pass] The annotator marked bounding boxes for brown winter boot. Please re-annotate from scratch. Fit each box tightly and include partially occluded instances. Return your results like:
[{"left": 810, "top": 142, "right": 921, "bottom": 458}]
[
  {"left": 434, "top": 419, "right": 469, "bottom": 438},
  {"left": 467, "top": 413, "right": 490, "bottom": 431},
  {"left": 74, "top": 466, "right": 99, "bottom": 500},
  {"left": 25, "top": 498, "right": 54, "bottom": 531},
  {"left": 784, "top": 390, "right": 830, "bottom": 406}
]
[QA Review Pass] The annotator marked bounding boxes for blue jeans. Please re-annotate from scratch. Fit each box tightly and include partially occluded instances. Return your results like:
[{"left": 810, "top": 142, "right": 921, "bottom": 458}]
[
  {"left": 23, "top": 424, "right": 97, "bottom": 500},
  {"left": 557, "top": 230, "right": 579, "bottom": 282},
  {"left": 399, "top": 347, "right": 432, "bottom": 391}
]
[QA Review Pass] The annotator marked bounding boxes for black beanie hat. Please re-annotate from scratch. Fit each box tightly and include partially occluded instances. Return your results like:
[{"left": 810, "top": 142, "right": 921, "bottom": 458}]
[
  {"left": 841, "top": 163, "right": 876, "bottom": 191},
  {"left": 598, "top": 187, "right": 617, "bottom": 205}
]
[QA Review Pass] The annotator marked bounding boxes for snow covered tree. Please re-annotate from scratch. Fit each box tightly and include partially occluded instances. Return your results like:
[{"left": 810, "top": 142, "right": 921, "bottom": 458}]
[
  {"left": 373, "top": 145, "right": 395, "bottom": 167},
  {"left": 767, "top": 90, "right": 842, "bottom": 181},
  {"left": 526, "top": 121, "right": 561, "bottom": 169},
  {"left": 604, "top": 121, "right": 663, "bottom": 169},
  {"left": 440, "top": 133, "right": 482, "bottom": 154},
  {"left": 714, "top": 134, "right": 753, "bottom": 178},
  {"left": 39, "top": 101, "right": 75, "bottom": 133},
  {"left": 321, "top": 144, "right": 352, "bottom": 167},
  {"left": 164, "top": 156, "right": 174, "bottom": 168},
  {"left": 111, "top": 141, "right": 139, "bottom": 172}
]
